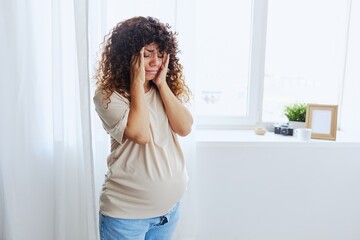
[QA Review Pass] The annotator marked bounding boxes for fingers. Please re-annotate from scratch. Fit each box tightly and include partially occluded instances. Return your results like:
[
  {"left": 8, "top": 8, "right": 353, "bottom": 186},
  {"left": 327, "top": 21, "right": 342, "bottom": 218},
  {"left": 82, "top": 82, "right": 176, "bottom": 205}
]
[
  {"left": 157, "top": 54, "right": 169, "bottom": 76},
  {"left": 131, "top": 47, "right": 145, "bottom": 67},
  {"left": 139, "top": 47, "right": 144, "bottom": 67},
  {"left": 153, "top": 53, "right": 170, "bottom": 86},
  {"left": 163, "top": 53, "right": 170, "bottom": 69},
  {"left": 130, "top": 47, "right": 146, "bottom": 84}
]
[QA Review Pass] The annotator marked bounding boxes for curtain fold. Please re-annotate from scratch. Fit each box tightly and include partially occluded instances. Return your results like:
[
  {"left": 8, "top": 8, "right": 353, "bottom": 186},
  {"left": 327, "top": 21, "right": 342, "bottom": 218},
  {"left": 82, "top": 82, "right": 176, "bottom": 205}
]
[
  {"left": 74, "top": 0, "right": 98, "bottom": 238},
  {"left": 0, "top": 0, "right": 97, "bottom": 239}
]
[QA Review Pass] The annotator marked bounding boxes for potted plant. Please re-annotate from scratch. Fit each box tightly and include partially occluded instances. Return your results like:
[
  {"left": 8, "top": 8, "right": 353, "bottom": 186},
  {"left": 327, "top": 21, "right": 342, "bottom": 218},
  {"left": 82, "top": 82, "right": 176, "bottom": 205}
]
[{"left": 283, "top": 103, "right": 307, "bottom": 129}]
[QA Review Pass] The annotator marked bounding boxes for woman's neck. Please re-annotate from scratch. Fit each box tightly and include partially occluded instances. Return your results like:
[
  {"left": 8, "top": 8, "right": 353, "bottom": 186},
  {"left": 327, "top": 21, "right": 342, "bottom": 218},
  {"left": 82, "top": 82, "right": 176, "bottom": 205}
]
[{"left": 143, "top": 82, "right": 152, "bottom": 93}]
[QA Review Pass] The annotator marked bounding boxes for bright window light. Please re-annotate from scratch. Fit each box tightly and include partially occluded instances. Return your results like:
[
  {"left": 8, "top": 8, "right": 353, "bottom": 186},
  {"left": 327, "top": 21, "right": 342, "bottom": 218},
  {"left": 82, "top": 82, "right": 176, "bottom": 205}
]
[
  {"left": 195, "top": 0, "right": 252, "bottom": 118},
  {"left": 262, "top": 0, "right": 349, "bottom": 122}
]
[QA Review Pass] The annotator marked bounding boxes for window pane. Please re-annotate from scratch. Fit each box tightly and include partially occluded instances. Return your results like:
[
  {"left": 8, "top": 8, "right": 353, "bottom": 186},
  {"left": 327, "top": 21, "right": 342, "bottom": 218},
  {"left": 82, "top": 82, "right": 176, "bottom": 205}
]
[
  {"left": 262, "top": 0, "right": 348, "bottom": 122},
  {"left": 195, "top": 0, "right": 252, "bottom": 118}
]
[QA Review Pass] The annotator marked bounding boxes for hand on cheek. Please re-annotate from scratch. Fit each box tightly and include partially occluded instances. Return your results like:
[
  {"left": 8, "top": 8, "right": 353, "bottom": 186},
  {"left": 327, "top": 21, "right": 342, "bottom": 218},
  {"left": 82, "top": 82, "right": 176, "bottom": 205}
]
[{"left": 153, "top": 53, "right": 169, "bottom": 87}]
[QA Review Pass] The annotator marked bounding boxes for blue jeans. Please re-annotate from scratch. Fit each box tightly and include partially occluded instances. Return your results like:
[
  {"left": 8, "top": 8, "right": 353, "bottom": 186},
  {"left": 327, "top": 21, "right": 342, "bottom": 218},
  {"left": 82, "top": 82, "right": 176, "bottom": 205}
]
[{"left": 99, "top": 203, "right": 180, "bottom": 240}]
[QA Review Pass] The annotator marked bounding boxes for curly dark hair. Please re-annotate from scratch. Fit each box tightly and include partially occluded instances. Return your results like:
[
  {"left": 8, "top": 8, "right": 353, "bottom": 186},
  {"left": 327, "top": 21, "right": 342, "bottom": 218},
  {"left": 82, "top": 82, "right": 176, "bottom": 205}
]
[{"left": 96, "top": 16, "right": 190, "bottom": 103}]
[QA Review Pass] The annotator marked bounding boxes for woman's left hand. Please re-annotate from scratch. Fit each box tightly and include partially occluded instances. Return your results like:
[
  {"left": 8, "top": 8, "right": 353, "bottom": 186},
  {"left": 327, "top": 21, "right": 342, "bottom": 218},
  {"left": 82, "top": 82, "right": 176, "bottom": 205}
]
[{"left": 152, "top": 53, "right": 170, "bottom": 88}]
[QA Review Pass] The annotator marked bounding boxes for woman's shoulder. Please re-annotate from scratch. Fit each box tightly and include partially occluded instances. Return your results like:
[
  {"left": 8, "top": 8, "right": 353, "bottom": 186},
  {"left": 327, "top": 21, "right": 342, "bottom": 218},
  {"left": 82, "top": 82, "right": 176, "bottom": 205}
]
[{"left": 93, "top": 89, "right": 129, "bottom": 109}]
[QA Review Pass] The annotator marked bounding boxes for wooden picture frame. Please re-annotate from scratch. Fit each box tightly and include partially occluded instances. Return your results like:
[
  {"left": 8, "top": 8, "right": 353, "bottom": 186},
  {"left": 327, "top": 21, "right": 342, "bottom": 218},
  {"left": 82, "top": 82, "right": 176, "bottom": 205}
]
[{"left": 305, "top": 104, "right": 338, "bottom": 140}]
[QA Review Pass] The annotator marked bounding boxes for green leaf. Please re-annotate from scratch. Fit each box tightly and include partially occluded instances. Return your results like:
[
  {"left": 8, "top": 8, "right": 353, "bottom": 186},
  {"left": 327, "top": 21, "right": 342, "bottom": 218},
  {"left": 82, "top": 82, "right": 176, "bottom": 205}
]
[{"left": 283, "top": 103, "right": 307, "bottom": 122}]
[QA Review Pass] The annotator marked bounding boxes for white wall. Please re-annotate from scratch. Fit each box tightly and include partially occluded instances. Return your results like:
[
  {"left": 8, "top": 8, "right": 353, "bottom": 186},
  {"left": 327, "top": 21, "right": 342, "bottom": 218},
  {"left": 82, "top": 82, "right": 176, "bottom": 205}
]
[{"left": 196, "top": 141, "right": 360, "bottom": 240}]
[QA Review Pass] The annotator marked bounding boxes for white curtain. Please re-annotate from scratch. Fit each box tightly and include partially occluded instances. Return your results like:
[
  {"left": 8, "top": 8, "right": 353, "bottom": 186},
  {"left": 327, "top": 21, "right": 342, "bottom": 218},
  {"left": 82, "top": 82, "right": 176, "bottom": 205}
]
[{"left": 0, "top": 0, "right": 98, "bottom": 239}]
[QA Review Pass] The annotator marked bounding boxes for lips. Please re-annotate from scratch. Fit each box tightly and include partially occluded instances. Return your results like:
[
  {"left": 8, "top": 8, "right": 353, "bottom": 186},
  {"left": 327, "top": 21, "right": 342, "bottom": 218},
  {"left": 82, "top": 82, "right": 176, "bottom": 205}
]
[{"left": 146, "top": 70, "right": 158, "bottom": 75}]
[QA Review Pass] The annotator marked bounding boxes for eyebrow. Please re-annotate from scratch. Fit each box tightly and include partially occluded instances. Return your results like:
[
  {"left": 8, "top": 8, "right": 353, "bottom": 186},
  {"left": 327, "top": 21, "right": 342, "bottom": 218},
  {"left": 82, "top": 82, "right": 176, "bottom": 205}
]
[
  {"left": 145, "top": 48, "right": 155, "bottom": 52},
  {"left": 145, "top": 48, "right": 160, "bottom": 53}
]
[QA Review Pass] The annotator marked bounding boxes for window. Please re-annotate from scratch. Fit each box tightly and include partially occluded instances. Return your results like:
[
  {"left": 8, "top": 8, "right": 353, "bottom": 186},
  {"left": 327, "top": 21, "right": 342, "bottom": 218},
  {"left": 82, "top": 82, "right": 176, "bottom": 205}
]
[
  {"left": 262, "top": 0, "right": 349, "bottom": 122},
  {"left": 195, "top": 0, "right": 254, "bottom": 128}
]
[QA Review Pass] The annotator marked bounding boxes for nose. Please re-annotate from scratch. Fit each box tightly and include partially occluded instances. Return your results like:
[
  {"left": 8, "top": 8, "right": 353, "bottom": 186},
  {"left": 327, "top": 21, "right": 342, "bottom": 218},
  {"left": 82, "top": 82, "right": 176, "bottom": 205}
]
[{"left": 149, "top": 54, "right": 160, "bottom": 66}]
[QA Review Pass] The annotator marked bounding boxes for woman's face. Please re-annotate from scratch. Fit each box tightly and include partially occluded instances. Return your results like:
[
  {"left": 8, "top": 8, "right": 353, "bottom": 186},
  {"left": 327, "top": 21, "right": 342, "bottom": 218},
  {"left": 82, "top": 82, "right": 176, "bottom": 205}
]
[{"left": 143, "top": 42, "right": 164, "bottom": 81}]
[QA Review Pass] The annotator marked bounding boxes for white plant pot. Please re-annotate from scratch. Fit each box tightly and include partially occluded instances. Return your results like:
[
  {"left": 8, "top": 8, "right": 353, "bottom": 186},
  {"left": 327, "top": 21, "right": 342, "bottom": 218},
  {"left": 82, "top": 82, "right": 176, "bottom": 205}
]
[{"left": 288, "top": 121, "right": 306, "bottom": 129}]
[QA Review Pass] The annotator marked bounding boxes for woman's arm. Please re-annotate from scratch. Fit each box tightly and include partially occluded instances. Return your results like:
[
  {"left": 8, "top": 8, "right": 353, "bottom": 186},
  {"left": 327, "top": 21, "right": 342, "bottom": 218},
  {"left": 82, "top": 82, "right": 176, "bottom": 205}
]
[
  {"left": 157, "top": 83, "right": 193, "bottom": 136},
  {"left": 153, "top": 54, "right": 193, "bottom": 136},
  {"left": 124, "top": 47, "right": 150, "bottom": 144}
]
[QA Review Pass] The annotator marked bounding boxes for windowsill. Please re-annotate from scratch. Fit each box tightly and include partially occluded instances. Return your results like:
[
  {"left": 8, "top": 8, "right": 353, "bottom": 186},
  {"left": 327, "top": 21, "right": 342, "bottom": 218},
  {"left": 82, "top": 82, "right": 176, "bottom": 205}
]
[{"left": 196, "top": 129, "right": 360, "bottom": 145}]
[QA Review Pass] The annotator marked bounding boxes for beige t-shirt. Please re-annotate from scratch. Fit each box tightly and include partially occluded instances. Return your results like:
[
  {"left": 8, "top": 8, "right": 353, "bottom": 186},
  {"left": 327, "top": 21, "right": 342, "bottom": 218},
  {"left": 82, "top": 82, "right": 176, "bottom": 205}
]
[{"left": 93, "top": 87, "right": 188, "bottom": 219}]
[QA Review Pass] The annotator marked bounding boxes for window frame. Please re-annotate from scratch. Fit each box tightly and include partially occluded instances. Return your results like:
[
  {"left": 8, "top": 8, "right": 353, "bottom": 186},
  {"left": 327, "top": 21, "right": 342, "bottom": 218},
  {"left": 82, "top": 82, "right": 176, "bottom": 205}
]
[{"left": 195, "top": 0, "right": 269, "bottom": 129}]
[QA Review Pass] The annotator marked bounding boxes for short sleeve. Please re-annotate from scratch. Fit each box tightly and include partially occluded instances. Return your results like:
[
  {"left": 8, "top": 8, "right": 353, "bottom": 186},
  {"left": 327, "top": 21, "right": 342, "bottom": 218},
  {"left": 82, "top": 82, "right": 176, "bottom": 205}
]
[{"left": 93, "top": 90, "right": 130, "bottom": 145}]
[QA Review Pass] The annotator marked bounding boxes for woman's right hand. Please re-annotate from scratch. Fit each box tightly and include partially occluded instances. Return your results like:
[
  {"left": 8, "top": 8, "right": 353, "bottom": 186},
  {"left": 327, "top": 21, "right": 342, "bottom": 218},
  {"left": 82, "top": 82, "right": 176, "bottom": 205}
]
[
  {"left": 126, "top": 47, "right": 150, "bottom": 144},
  {"left": 130, "top": 47, "right": 145, "bottom": 85}
]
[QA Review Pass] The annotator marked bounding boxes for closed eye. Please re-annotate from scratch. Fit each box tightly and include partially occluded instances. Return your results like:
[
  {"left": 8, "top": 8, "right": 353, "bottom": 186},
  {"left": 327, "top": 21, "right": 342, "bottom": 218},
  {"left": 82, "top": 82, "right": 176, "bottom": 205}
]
[{"left": 144, "top": 48, "right": 164, "bottom": 58}]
